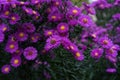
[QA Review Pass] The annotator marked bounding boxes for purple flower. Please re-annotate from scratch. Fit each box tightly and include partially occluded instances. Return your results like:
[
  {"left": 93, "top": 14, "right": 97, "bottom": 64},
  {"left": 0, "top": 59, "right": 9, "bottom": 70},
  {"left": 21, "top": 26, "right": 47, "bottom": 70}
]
[
  {"left": 106, "top": 68, "right": 116, "bottom": 73},
  {"left": 15, "top": 31, "right": 28, "bottom": 41},
  {"left": 0, "top": 32, "right": 4, "bottom": 43},
  {"left": 0, "top": 0, "right": 18, "bottom": 4},
  {"left": 13, "top": 48, "right": 23, "bottom": 56},
  {"left": 57, "top": 22, "right": 69, "bottom": 33},
  {"left": 0, "top": 10, "right": 11, "bottom": 18},
  {"left": 22, "top": 6, "right": 33, "bottom": 15},
  {"left": 30, "top": 33, "right": 40, "bottom": 43},
  {"left": 10, "top": 56, "right": 21, "bottom": 67},
  {"left": 30, "top": 0, "right": 41, "bottom": 5},
  {"left": 22, "top": 23, "right": 36, "bottom": 33},
  {"left": 48, "top": 12, "right": 63, "bottom": 22},
  {"left": 68, "top": 7, "right": 81, "bottom": 16},
  {"left": 78, "top": 14, "right": 93, "bottom": 27},
  {"left": 44, "top": 35, "right": 61, "bottom": 51},
  {"left": 98, "top": 37, "right": 113, "bottom": 49},
  {"left": 9, "top": 14, "right": 20, "bottom": 25},
  {"left": 0, "top": 23, "right": 9, "bottom": 32},
  {"left": 90, "top": 48, "right": 103, "bottom": 59},
  {"left": 82, "top": 2, "right": 96, "bottom": 15},
  {"left": 105, "top": 55, "right": 117, "bottom": 63},
  {"left": 114, "top": 0, "right": 120, "bottom": 6},
  {"left": 5, "top": 41, "right": 18, "bottom": 53},
  {"left": 44, "top": 29, "right": 54, "bottom": 37},
  {"left": 23, "top": 46, "right": 38, "bottom": 60},
  {"left": 68, "top": 19, "right": 78, "bottom": 26},
  {"left": 73, "top": 51, "right": 84, "bottom": 61},
  {"left": 1, "top": 65, "right": 11, "bottom": 74}
]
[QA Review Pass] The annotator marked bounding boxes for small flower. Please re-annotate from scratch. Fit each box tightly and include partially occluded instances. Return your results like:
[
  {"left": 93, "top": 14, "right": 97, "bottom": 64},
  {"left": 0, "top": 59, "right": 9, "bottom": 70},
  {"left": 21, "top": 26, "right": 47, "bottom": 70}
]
[
  {"left": 78, "top": 14, "right": 93, "bottom": 27},
  {"left": 1, "top": 65, "right": 11, "bottom": 74},
  {"left": 0, "top": 23, "right": 9, "bottom": 32},
  {"left": 68, "top": 7, "right": 81, "bottom": 16},
  {"left": 22, "top": 23, "right": 36, "bottom": 33},
  {"left": 44, "top": 30, "right": 54, "bottom": 37},
  {"left": 30, "top": 33, "right": 40, "bottom": 43},
  {"left": 5, "top": 41, "right": 18, "bottom": 53},
  {"left": 15, "top": 31, "right": 28, "bottom": 41},
  {"left": 9, "top": 14, "right": 20, "bottom": 25},
  {"left": 90, "top": 48, "right": 103, "bottom": 59},
  {"left": 73, "top": 51, "right": 84, "bottom": 61},
  {"left": 23, "top": 46, "right": 38, "bottom": 60},
  {"left": 44, "top": 35, "right": 61, "bottom": 51},
  {"left": 10, "top": 56, "right": 21, "bottom": 67},
  {"left": 57, "top": 22, "right": 69, "bottom": 33},
  {"left": 98, "top": 37, "right": 113, "bottom": 49},
  {"left": 106, "top": 68, "right": 116, "bottom": 73}
]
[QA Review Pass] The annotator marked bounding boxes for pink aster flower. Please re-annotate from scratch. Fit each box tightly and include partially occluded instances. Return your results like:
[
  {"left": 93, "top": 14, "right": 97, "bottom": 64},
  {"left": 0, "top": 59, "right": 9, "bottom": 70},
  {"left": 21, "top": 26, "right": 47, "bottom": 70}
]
[
  {"left": 73, "top": 50, "right": 84, "bottom": 61},
  {"left": 44, "top": 35, "right": 61, "bottom": 51},
  {"left": 68, "top": 7, "right": 81, "bottom": 17},
  {"left": 0, "top": 10, "right": 11, "bottom": 18},
  {"left": 5, "top": 41, "right": 18, "bottom": 53},
  {"left": 98, "top": 37, "right": 113, "bottom": 49},
  {"left": 1, "top": 65, "right": 11, "bottom": 74},
  {"left": 90, "top": 48, "right": 103, "bottom": 59},
  {"left": 0, "top": 23, "right": 9, "bottom": 32},
  {"left": 9, "top": 13, "right": 20, "bottom": 25},
  {"left": 22, "top": 23, "right": 36, "bottom": 33},
  {"left": 30, "top": 33, "right": 40, "bottom": 43},
  {"left": 105, "top": 55, "right": 117, "bottom": 63},
  {"left": 78, "top": 14, "right": 93, "bottom": 27},
  {"left": 57, "top": 22, "right": 69, "bottom": 33},
  {"left": 10, "top": 56, "right": 21, "bottom": 67},
  {"left": 0, "top": 0, "right": 18, "bottom": 4},
  {"left": 22, "top": 6, "right": 33, "bottom": 15},
  {"left": 15, "top": 31, "right": 28, "bottom": 41},
  {"left": 23, "top": 46, "right": 38, "bottom": 60},
  {"left": 12, "top": 48, "right": 23, "bottom": 56},
  {"left": 44, "top": 29, "right": 54, "bottom": 37},
  {"left": 106, "top": 68, "right": 116, "bottom": 73},
  {"left": 30, "top": 0, "right": 41, "bottom": 5}
]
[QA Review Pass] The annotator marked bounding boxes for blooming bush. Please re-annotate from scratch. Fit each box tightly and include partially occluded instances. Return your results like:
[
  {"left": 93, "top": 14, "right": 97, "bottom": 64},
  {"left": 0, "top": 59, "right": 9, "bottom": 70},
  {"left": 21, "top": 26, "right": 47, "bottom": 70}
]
[{"left": 0, "top": 0, "right": 120, "bottom": 80}]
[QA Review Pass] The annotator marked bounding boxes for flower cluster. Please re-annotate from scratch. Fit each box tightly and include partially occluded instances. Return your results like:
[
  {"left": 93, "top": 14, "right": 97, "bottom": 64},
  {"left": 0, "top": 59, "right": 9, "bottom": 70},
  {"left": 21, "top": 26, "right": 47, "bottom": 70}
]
[
  {"left": 91, "top": 0, "right": 120, "bottom": 73},
  {"left": 0, "top": 0, "right": 119, "bottom": 76}
]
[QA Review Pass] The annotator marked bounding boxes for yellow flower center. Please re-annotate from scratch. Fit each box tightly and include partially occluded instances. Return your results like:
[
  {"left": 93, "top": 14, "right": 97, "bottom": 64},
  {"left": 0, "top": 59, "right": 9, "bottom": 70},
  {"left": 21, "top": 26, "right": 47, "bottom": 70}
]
[
  {"left": 19, "top": 32, "right": 24, "bottom": 37},
  {"left": 4, "top": 67, "right": 9, "bottom": 72},
  {"left": 20, "top": 1, "right": 24, "bottom": 4},
  {"left": 51, "top": 16, "right": 56, "bottom": 19},
  {"left": 3, "top": 27, "right": 7, "bottom": 32},
  {"left": 10, "top": 44, "right": 15, "bottom": 49},
  {"left": 55, "top": 2, "right": 59, "bottom": 6},
  {"left": 4, "top": 11, "right": 10, "bottom": 16},
  {"left": 70, "top": 45, "right": 74, "bottom": 50},
  {"left": 60, "top": 26, "right": 65, "bottom": 30},
  {"left": 14, "top": 59, "right": 19, "bottom": 64},
  {"left": 103, "top": 40, "right": 108, "bottom": 45},
  {"left": 16, "top": 50, "right": 20, "bottom": 53},
  {"left": 47, "top": 31, "right": 52, "bottom": 35},
  {"left": 76, "top": 52, "right": 80, "bottom": 57},
  {"left": 35, "top": 0, "right": 39, "bottom": 4},
  {"left": 72, "top": 9, "right": 78, "bottom": 14},
  {"left": 11, "top": 17, "right": 16, "bottom": 21},
  {"left": 33, "top": 11, "right": 37, "bottom": 14},
  {"left": 31, "top": 37, "right": 35, "bottom": 40},
  {"left": 50, "top": 39, "right": 56, "bottom": 44},
  {"left": 82, "top": 18, "right": 88, "bottom": 23},
  {"left": 95, "top": 52, "right": 98, "bottom": 56}
]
